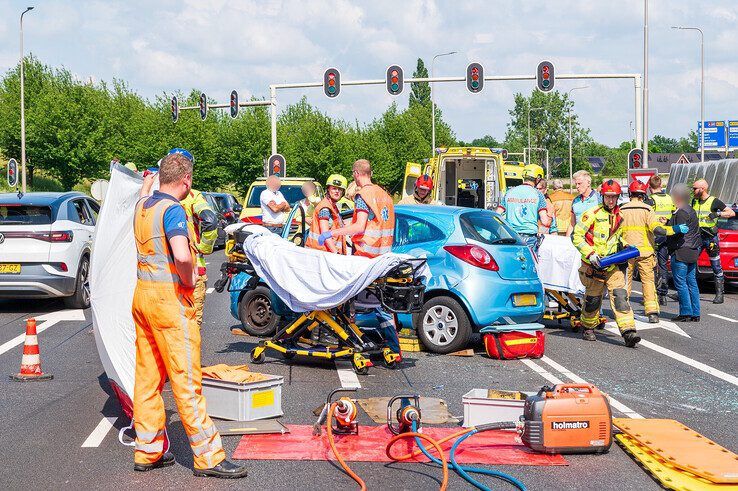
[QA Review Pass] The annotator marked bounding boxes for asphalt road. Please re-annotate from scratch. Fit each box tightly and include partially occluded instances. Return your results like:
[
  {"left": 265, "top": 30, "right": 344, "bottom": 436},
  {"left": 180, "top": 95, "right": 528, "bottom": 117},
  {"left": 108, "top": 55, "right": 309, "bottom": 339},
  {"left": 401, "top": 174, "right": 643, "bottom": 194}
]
[{"left": 1, "top": 249, "right": 736, "bottom": 490}]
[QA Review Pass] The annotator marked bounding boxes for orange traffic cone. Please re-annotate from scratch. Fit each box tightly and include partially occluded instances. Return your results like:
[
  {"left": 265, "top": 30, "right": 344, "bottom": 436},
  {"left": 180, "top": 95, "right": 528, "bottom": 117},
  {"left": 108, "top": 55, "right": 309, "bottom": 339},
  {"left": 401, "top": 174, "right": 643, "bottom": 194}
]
[{"left": 10, "top": 318, "right": 53, "bottom": 382}]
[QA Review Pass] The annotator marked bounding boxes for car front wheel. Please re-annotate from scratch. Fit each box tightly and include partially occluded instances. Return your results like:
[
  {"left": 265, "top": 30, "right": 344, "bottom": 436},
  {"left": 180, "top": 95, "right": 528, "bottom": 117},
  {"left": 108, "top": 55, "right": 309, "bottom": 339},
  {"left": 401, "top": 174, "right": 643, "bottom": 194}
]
[
  {"left": 64, "top": 255, "right": 90, "bottom": 309},
  {"left": 238, "top": 286, "right": 280, "bottom": 336},
  {"left": 414, "top": 296, "right": 472, "bottom": 354}
]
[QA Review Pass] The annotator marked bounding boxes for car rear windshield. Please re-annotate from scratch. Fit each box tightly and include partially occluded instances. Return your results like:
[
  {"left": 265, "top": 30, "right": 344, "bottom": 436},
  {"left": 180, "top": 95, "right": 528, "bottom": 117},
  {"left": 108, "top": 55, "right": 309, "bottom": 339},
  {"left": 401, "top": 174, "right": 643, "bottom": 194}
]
[
  {"left": 459, "top": 211, "right": 521, "bottom": 245},
  {"left": 0, "top": 205, "right": 53, "bottom": 225},
  {"left": 718, "top": 217, "right": 738, "bottom": 231},
  {"left": 247, "top": 185, "right": 305, "bottom": 207}
]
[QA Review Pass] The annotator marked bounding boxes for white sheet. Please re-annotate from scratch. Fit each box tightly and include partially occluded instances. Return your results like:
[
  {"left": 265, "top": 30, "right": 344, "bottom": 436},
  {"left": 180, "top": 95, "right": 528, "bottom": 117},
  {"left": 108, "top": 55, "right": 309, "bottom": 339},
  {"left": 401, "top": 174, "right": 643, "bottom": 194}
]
[
  {"left": 242, "top": 229, "right": 430, "bottom": 312},
  {"left": 536, "top": 234, "right": 585, "bottom": 294},
  {"left": 89, "top": 163, "right": 142, "bottom": 414}
]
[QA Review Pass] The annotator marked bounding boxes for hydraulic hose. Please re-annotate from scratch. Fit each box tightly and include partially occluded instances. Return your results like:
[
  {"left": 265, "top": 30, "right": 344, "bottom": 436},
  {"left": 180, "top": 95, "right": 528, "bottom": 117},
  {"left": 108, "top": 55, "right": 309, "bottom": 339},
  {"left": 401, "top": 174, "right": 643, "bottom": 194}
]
[
  {"left": 327, "top": 403, "right": 366, "bottom": 491},
  {"left": 386, "top": 427, "right": 449, "bottom": 491}
]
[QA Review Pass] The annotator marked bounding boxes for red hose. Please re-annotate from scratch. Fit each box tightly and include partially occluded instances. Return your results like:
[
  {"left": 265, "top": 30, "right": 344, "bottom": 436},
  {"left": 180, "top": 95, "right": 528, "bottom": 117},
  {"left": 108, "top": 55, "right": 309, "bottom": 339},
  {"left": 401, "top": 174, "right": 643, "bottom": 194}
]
[
  {"left": 386, "top": 431, "right": 449, "bottom": 491},
  {"left": 327, "top": 403, "right": 366, "bottom": 491}
]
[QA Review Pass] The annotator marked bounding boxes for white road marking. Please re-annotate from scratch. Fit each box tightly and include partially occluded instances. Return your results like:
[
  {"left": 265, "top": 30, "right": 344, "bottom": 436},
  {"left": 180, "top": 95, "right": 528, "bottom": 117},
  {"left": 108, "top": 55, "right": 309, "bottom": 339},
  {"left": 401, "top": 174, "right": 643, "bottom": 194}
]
[
  {"left": 528, "top": 356, "right": 644, "bottom": 419},
  {"left": 0, "top": 309, "right": 86, "bottom": 356},
  {"left": 708, "top": 313, "right": 738, "bottom": 323},
  {"left": 627, "top": 316, "right": 691, "bottom": 338},
  {"left": 334, "top": 360, "right": 361, "bottom": 389},
  {"left": 206, "top": 287, "right": 215, "bottom": 294},
  {"left": 81, "top": 416, "right": 118, "bottom": 448},
  {"left": 520, "top": 359, "right": 564, "bottom": 385}
]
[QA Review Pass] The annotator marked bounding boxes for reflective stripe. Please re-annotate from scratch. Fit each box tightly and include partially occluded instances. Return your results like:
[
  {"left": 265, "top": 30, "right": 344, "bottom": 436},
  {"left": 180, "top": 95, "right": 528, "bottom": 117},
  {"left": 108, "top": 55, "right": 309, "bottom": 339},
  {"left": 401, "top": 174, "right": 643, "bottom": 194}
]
[
  {"left": 136, "top": 429, "right": 165, "bottom": 442},
  {"left": 136, "top": 441, "right": 163, "bottom": 453},
  {"left": 137, "top": 268, "right": 181, "bottom": 283},
  {"left": 189, "top": 424, "right": 217, "bottom": 444},
  {"left": 362, "top": 228, "right": 394, "bottom": 238},
  {"left": 192, "top": 440, "right": 217, "bottom": 456},
  {"left": 360, "top": 244, "right": 392, "bottom": 255}
]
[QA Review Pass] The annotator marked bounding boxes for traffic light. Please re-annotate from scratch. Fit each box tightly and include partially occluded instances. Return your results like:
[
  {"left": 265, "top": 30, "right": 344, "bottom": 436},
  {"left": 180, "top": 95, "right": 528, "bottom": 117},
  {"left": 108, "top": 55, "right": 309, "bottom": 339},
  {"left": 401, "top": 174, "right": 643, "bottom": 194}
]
[
  {"left": 268, "top": 153, "right": 286, "bottom": 177},
  {"left": 171, "top": 96, "right": 179, "bottom": 123},
  {"left": 323, "top": 68, "right": 341, "bottom": 98},
  {"left": 199, "top": 92, "right": 207, "bottom": 120},
  {"left": 466, "top": 63, "right": 484, "bottom": 93},
  {"left": 536, "top": 61, "right": 555, "bottom": 92},
  {"left": 7, "top": 158, "right": 18, "bottom": 188},
  {"left": 386, "top": 65, "right": 403, "bottom": 96},
  {"left": 230, "top": 90, "right": 239, "bottom": 119},
  {"left": 628, "top": 148, "right": 644, "bottom": 169}
]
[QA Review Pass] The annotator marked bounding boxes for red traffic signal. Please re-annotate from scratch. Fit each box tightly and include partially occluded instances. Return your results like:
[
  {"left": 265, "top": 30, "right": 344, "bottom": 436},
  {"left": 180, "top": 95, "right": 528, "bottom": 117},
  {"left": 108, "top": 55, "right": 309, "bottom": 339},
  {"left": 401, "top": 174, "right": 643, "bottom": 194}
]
[
  {"left": 386, "top": 65, "right": 404, "bottom": 96},
  {"left": 230, "top": 90, "right": 239, "bottom": 119},
  {"left": 171, "top": 96, "right": 179, "bottom": 123},
  {"left": 536, "top": 61, "right": 555, "bottom": 92},
  {"left": 268, "top": 153, "right": 286, "bottom": 177},
  {"left": 628, "top": 148, "right": 644, "bottom": 169},
  {"left": 199, "top": 92, "right": 207, "bottom": 120},
  {"left": 7, "top": 158, "right": 18, "bottom": 188},
  {"left": 466, "top": 63, "right": 484, "bottom": 93},
  {"left": 323, "top": 68, "right": 341, "bottom": 98}
]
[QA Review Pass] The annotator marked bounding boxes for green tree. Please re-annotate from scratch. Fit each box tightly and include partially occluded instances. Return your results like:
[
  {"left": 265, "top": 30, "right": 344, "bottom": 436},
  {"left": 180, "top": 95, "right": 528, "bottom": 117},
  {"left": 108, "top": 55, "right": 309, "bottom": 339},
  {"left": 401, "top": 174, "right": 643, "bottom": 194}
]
[
  {"left": 409, "top": 58, "right": 430, "bottom": 107},
  {"left": 457, "top": 134, "right": 502, "bottom": 148}
]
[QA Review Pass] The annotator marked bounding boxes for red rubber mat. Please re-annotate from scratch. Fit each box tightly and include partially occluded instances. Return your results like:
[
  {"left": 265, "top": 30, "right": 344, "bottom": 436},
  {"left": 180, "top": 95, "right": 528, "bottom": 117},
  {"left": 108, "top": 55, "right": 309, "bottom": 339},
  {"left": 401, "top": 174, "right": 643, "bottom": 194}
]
[{"left": 233, "top": 425, "right": 567, "bottom": 465}]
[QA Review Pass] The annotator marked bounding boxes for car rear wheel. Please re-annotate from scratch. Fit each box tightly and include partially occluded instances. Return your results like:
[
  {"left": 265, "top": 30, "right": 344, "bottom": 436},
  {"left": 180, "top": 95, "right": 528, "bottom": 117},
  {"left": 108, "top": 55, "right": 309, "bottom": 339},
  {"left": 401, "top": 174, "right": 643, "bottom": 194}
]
[
  {"left": 415, "top": 296, "right": 472, "bottom": 354},
  {"left": 238, "top": 286, "right": 280, "bottom": 336},
  {"left": 64, "top": 255, "right": 90, "bottom": 309}
]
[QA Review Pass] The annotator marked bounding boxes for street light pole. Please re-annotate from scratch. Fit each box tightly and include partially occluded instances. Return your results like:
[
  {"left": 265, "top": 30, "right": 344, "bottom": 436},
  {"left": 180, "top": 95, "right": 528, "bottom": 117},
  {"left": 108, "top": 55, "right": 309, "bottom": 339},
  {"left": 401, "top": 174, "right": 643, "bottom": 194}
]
[
  {"left": 20, "top": 6, "right": 34, "bottom": 193},
  {"left": 567, "top": 86, "right": 588, "bottom": 190},
  {"left": 431, "top": 51, "right": 457, "bottom": 154},
  {"left": 643, "top": 0, "right": 649, "bottom": 168},
  {"left": 629, "top": 121, "right": 634, "bottom": 149},
  {"left": 527, "top": 106, "right": 544, "bottom": 164},
  {"left": 672, "top": 26, "right": 704, "bottom": 162}
]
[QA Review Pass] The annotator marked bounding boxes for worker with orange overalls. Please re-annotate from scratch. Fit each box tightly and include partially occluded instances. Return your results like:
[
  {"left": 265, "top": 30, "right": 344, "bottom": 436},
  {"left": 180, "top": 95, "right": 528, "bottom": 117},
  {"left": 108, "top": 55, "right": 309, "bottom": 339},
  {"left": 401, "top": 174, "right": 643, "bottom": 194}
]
[
  {"left": 319, "top": 159, "right": 400, "bottom": 357},
  {"left": 132, "top": 153, "right": 247, "bottom": 479}
]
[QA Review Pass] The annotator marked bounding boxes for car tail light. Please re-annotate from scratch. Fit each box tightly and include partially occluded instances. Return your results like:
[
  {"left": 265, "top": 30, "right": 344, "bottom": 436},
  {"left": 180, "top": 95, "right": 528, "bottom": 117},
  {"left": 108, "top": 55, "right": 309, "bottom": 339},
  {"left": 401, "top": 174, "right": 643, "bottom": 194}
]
[
  {"left": 444, "top": 245, "right": 499, "bottom": 271},
  {"left": 0, "top": 230, "right": 73, "bottom": 242},
  {"left": 223, "top": 211, "right": 233, "bottom": 219},
  {"left": 51, "top": 262, "right": 68, "bottom": 272},
  {"left": 48, "top": 231, "right": 74, "bottom": 242}
]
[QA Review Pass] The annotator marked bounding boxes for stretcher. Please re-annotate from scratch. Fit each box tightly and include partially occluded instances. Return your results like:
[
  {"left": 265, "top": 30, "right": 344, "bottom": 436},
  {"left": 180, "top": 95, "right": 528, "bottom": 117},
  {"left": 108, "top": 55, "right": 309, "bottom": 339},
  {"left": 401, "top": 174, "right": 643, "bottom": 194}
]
[
  {"left": 216, "top": 225, "right": 428, "bottom": 374},
  {"left": 536, "top": 235, "right": 605, "bottom": 330}
]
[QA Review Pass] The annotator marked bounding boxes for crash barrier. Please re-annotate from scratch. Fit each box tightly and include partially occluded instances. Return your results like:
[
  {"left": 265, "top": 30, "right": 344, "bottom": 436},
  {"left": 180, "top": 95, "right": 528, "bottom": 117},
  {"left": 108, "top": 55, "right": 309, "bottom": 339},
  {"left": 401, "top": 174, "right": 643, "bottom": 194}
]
[{"left": 10, "top": 318, "right": 53, "bottom": 382}]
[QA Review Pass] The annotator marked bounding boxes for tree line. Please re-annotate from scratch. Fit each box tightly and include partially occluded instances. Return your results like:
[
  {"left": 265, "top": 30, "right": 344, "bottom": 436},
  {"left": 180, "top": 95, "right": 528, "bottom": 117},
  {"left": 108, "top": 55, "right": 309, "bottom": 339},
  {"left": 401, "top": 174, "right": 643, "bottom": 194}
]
[{"left": 0, "top": 56, "right": 695, "bottom": 194}]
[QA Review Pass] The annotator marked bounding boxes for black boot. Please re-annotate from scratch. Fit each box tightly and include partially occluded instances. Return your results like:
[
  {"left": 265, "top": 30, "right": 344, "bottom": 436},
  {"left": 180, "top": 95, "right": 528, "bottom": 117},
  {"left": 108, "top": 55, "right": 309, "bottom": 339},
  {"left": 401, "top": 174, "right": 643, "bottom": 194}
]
[
  {"left": 658, "top": 295, "right": 667, "bottom": 306},
  {"left": 134, "top": 452, "right": 175, "bottom": 472},
  {"left": 622, "top": 330, "right": 641, "bottom": 348},
  {"left": 672, "top": 315, "right": 692, "bottom": 322},
  {"left": 193, "top": 460, "right": 248, "bottom": 479},
  {"left": 713, "top": 278, "right": 724, "bottom": 304}
]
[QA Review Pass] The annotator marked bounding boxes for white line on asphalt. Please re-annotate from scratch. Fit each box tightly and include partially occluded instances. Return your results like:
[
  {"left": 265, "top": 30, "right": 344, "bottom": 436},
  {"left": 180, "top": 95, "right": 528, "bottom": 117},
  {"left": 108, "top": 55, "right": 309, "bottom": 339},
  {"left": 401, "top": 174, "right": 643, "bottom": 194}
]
[
  {"left": 206, "top": 287, "right": 215, "bottom": 294},
  {"left": 0, "top": 309, "right": 86, "bottom": 357},
  {"left": 520, "top": 359, "right": 564, "bottom": 385},
  {"left": 334, "top": 360, "right": 361, "bottom": 389},
  {"left": 708, "top": 313, "right": 738, "bottom": 323},
  {"left": 535, "top": 356, "right": 644, "bottom": 419},
  {"left": 638, "top": 339, "right": 738, "bottom": 387},
  {"left": 81, "top": 417, "right": 118, "bottom": 448}
]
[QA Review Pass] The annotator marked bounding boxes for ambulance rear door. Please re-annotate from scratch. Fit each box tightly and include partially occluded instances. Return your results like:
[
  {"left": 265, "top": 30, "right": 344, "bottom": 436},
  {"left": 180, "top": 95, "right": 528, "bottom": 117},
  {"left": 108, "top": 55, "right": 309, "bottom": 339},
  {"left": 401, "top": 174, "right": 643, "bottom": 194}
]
[
  {"left": 484, "top": 156, "right": 501, "bottom": 209},
  {"left": 402, "top": 162, "right": 423, "bottom": 200}
]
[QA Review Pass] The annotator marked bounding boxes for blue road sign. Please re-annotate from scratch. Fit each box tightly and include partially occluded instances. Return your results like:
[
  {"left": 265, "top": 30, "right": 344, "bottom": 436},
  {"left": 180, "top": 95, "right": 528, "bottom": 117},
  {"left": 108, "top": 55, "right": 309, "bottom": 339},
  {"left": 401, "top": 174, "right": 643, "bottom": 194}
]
[
  {"left": 728, "top": 121, "right": 738, "bottom": 150},
  {"left": 697, "top": 120, "right": 726, "bottom": 150}
]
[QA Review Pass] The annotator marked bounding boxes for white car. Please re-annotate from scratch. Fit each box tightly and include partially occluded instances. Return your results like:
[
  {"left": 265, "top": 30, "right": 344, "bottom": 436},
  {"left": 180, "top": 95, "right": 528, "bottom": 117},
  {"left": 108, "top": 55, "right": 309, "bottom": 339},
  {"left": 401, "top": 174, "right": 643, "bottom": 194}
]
[{"left": 0, "top": 191, "right": 98, "bottom": 308}]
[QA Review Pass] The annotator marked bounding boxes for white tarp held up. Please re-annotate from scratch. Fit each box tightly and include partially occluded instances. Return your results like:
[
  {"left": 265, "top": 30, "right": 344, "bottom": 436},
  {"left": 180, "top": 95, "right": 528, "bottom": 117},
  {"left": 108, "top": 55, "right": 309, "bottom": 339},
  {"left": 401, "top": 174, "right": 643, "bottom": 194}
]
[
  {"left": 242, "top": 228, "right": 430, "bottom": 312},
  {"left": 536, "top": 234, "right": 585, "bottom": 294},
  {"left": 90, "top": 163, "right": 142, "bottom": 415},
  {"left": 667, "top": 159, "right": 738, "bottom": 206}
]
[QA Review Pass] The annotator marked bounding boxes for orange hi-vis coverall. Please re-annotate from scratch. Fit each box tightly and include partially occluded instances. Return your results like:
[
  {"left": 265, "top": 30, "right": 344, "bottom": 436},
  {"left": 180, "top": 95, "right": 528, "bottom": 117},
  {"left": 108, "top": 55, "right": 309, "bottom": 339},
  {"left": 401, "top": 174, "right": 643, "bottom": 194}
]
[
  {"left": 351, "top": 184, "right": 395, "bottom": 258},
  {"left": 132, "top": 196, "right": 225, "bottom": 470}
]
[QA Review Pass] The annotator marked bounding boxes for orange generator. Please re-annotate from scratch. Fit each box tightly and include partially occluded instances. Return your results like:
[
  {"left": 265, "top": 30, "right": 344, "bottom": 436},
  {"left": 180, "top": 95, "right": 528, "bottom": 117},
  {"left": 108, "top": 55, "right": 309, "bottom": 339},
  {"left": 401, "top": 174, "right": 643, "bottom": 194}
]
[{"left": 521, "top": 384, "right": 612, "bottom": 454}]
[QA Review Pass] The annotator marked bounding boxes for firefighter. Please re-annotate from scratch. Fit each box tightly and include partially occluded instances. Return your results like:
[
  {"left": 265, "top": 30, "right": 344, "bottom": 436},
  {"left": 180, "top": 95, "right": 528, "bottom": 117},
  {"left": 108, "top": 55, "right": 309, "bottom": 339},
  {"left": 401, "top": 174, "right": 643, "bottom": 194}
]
[
  {"left": 398, "top": 174, "right": 443, "bottom": 205},
  {"left": 496, "top": 164, "right": 552, "bottom": 251},
  {"left": 319, "top": 159, "right": 401, "bottom": 356},
  {"left": 305, "top": 174, "right": 348, "bottom": 254},
  {"left": 171, "top": 149, "right": 219, "bottom": 328},
  {"left": 644, "top": 174, "right": 675, "bottom": 305},
  {"left": 572, "top": 179, "right": 640, "bottom": 347},
  {"left": 132, "top": 153, "right": 247, "bottom": 478},
  {"left": 691, "top": 179, "right": 735, "bottom": 304},
  {"left": 621, "top": 180, "right": 683, "bottom": 323}
]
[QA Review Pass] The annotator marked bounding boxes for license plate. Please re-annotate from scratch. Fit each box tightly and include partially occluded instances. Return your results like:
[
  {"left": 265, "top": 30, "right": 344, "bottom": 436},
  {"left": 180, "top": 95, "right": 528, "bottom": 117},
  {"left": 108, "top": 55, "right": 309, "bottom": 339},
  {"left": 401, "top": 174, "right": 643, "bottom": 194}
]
[
  {"left": 513, "top": 293, "right": 537, "bottom": 307},
  {"left": 0, "top": 263, "right": 21, "bottom": 274}
]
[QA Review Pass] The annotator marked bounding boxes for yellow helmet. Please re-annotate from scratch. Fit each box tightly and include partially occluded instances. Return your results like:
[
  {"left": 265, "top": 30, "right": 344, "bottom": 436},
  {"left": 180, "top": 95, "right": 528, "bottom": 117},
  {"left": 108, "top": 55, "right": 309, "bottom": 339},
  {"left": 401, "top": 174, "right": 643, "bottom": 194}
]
[
  {"left": 522, "top": 164, "right": 544, "bottom": 181},
  {"left": 326, "top": 174, "right": 348, "bottom": 190}
]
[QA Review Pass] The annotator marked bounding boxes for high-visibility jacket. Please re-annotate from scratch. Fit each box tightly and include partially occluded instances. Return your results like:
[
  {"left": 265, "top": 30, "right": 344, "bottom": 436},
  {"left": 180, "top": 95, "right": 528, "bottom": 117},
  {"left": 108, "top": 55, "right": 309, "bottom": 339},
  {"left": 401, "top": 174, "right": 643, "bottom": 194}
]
[
  {"left": 692, "top": 195, "right": 719, "bottom": 231},
  {"left": 619, "top": 200, "right": 671, "bottom": 256},
  {"left": 649, "top": 191, "right": 675, "bottom": 224},
  {"left": 181, "top": 189, "right": 217, "bottom": 273},
  {"left": 572, "top": 205, "right": 627, "bottom": 272},
  {"left": 305, "top": 197, "right": 346, "bottom": 253},
  {"left": 352, "top": 184, "right": 395, "bottom": 258},
  {"left": 549, "top": 189, "right": 574, "bottom": 232}
]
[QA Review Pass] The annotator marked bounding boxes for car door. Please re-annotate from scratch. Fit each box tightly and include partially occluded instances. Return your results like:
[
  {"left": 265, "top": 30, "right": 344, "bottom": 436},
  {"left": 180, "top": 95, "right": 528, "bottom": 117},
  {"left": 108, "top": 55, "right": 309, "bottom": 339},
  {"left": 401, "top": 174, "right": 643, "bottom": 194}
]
[{"left": 68, "top": 198, "right": 95, "bottom": 270}]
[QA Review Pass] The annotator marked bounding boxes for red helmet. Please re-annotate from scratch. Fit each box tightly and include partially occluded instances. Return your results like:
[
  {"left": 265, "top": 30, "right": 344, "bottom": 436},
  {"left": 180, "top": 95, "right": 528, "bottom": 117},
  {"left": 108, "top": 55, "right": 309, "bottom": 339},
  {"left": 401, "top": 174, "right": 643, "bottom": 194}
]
[
  {"left": 628, "top": 180, "right": 647, "bottom": 195},
  {"left": 600, "top": 179, "right": 622, "bottom": 196},
  {"left": 416, "top": 174, "right": 433, "bottom": 190}
]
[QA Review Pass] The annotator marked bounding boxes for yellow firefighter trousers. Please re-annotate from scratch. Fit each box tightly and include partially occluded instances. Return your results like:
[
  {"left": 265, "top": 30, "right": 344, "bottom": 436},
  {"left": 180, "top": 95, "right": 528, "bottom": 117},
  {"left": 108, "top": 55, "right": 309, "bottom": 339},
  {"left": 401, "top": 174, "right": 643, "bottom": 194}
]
[
  {"left": 194, "top": 274, "right": 207, "bottom": 328},
  {"left": 132, "top": 284, "right": 225, "bottom": 470},
  {"left": 626, "top": 255, "right": 659, "bottom": 315},
  {"left": 578, "top": 264, "right": 636, "bottom": 333}
]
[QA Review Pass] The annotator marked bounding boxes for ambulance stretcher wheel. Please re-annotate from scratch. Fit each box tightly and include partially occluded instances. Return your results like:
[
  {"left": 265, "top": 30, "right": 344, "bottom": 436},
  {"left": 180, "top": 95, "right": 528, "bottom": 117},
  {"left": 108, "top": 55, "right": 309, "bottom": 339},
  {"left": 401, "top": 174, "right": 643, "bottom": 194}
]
[{"left": 250, "top": 348, "right": 265, "bottom": 364}]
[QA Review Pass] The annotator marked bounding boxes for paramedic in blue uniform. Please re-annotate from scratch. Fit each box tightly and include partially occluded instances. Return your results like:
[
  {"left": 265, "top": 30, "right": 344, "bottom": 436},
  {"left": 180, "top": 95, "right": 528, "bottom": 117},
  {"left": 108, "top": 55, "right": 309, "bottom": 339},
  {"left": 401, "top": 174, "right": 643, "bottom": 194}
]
[{"left": 496, "top": 164, "right": 551, "bottom": 251}]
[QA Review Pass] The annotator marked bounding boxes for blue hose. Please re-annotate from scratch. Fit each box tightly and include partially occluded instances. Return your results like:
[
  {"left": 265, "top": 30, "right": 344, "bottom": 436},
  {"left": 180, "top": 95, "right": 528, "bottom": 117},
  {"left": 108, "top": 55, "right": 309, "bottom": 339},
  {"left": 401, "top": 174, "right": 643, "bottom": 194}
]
[{"left": 411, "top": 421, "right": 526, "bottom": 491}]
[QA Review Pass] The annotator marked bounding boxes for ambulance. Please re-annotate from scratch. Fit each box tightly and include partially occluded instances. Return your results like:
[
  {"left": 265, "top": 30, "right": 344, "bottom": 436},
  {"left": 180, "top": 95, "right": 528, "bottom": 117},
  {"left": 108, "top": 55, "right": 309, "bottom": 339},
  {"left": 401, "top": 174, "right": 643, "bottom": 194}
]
[{"left": 402, "top": 147, "right": 513, "bottom": 209}]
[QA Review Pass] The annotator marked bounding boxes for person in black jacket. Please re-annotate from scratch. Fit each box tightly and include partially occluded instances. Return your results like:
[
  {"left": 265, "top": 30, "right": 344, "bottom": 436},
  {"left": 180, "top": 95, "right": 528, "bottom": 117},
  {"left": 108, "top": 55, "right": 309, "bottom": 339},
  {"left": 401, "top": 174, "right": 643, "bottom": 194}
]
[{"left": 667, "top": 184, "right": 702, "bottom": 322}]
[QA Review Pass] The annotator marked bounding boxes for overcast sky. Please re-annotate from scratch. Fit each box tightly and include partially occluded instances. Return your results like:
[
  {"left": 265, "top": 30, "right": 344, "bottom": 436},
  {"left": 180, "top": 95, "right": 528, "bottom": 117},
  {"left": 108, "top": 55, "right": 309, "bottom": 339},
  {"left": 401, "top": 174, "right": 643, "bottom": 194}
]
[{"left": 1, "top": 0, "right": 736, "bottom": 146}]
